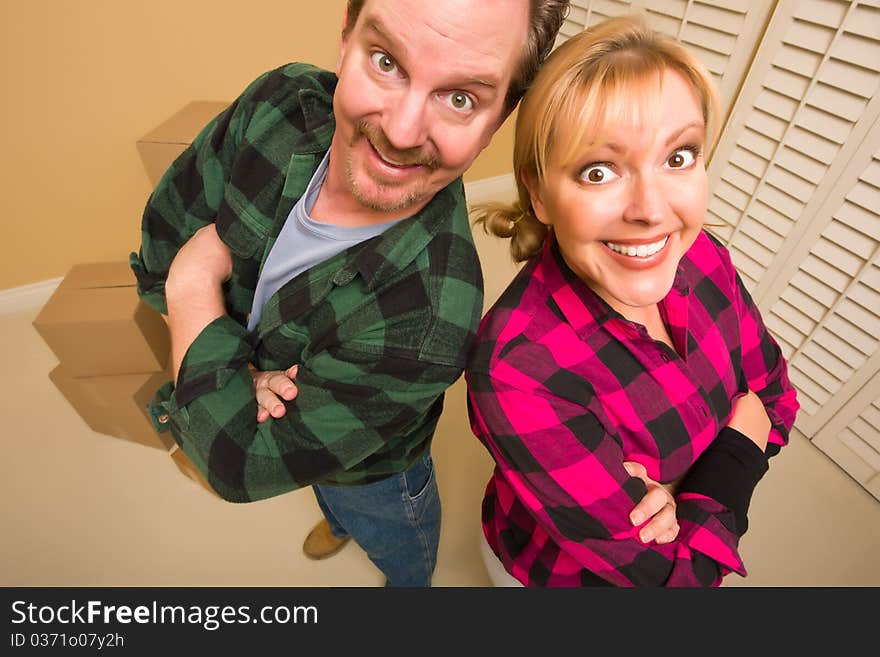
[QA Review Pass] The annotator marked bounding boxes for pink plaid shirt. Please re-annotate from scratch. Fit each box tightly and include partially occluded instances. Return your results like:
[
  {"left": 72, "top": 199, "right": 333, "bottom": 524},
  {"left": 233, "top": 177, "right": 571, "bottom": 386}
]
[{"left": 467, "top": 231, "right": 798, "bottom": 586}]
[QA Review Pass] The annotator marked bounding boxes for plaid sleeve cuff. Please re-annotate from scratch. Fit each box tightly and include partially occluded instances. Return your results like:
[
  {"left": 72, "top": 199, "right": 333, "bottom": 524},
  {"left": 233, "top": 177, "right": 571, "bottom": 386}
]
[
  {"left": 172, "top": 314, "right": 254, "bottom": 410},
  {"left": 677, "top": 427, "right": 769, "bottom": 536},
  {"left": 129, "top": 251, "right": 169, "bottom": 315}
]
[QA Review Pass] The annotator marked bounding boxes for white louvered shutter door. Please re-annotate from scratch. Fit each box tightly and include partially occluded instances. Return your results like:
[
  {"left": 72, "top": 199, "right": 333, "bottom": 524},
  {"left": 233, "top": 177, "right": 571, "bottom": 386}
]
[
  {"left": 762, "top": 144, "right": 880, "bottom": 435},
  {"left": 773, "top": 146, "right": 880, "bottom": 497},
  {"left": 557, "top": 0, "right": 638, "bottom": 44},
  {"left": 559, "top": 1, "right": 775, "bottom": 117},
  {"left": 704, "top": 0, "right": 880, "bottom": 499},
  {"left": 558, "top": 1, "right": 880, "bottom": 500},
  {"left": 812, "top": 376, "right": 880, "bottom": 501}
]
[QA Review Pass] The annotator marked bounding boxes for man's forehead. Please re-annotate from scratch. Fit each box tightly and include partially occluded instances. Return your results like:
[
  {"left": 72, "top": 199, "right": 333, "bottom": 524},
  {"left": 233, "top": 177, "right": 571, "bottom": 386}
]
[
  {"left": 353, "top": 0, "right": 527, "bottom": 83},
  {"left": 363, "top": 19, "right": 503, "bottom": 88}
]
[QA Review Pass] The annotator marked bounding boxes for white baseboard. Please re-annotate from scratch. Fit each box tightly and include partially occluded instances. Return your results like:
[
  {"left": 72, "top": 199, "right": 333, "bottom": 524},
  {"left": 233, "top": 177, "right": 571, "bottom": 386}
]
[
  {"left": 464, "top": 173, "right": 517, "bottom": 205},
  {"left": 0, "top": 277, "right": 62, "bottom": 315}
]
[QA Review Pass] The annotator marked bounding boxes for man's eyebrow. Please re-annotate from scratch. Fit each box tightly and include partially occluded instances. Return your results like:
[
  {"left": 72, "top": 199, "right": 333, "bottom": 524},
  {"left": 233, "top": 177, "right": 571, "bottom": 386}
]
[
  {"left": 364, "top": 19, "right": 399, "bottom": 52},
  {"left": 363, "top": 19, "right": 499, "bottom": 91}
]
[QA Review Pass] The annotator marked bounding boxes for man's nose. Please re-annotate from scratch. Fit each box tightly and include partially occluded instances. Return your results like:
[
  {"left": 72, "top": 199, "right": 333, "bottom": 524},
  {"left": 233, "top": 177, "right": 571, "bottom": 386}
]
[{"left": 381, "top": 89, "right": 430, "bottom": 151}]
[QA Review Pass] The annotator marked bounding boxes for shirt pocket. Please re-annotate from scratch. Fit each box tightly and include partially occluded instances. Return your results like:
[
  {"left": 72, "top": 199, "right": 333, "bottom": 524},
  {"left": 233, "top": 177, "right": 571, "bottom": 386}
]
[
  {"left": 215, "top": 197, "right": 270, "bottom": 260},
  {"left": 257, "top": 322, "right": 309, "bottom": 371}
]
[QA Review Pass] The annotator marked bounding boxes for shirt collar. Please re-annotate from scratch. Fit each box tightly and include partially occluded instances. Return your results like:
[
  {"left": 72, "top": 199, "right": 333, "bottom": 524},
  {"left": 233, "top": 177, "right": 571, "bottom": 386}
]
[
  {"left": 345, "top": 179, "right": 468, "bottom": 291},
  {"left": 538, "top": 234, "right": 615, "bottom": 337},
  {"left": 297, "top": 77, "right": 339, "bottom": 151}
]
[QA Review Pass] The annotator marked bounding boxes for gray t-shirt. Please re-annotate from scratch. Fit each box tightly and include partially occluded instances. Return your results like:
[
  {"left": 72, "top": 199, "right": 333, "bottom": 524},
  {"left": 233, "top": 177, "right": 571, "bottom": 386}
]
[{"left": 247, "top": 151, "right": 405, "bottom": 331}]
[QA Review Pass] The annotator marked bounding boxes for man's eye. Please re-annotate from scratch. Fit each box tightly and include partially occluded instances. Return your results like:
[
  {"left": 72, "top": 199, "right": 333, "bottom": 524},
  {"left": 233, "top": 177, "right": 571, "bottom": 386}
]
[
  {"left": 578, "top": 164, "right": 618, "bottom": 185},
  {"left": 370, "top": 51, "right": 398, "bottom": 74},
  {"left": 446, "top": 92, "right": 474, "bottom": 112}
]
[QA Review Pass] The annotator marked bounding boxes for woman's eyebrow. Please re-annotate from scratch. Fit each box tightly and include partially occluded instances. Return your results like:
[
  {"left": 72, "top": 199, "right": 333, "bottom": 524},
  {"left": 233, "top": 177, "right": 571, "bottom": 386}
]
[{"left": 663, "top": 121, "right": 705, "bottom": 147}]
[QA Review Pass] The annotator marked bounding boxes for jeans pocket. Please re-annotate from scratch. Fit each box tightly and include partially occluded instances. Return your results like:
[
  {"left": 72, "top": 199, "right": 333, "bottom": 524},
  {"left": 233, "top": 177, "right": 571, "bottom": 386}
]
[{"left": 403, "top": 455, "right": 435, "bottom": 501}]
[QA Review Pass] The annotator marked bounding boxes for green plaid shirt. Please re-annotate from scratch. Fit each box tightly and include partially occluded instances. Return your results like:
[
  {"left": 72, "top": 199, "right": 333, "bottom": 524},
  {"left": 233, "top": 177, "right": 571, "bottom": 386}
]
[{"left": 130, "top": 63, "right": 484, "bottom": 503}]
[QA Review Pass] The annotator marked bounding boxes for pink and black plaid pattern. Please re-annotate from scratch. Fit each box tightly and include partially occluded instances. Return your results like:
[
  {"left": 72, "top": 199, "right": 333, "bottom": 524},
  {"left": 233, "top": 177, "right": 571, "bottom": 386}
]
[{"left": 467, "top": 231, "right": 798, "bottom": 586}]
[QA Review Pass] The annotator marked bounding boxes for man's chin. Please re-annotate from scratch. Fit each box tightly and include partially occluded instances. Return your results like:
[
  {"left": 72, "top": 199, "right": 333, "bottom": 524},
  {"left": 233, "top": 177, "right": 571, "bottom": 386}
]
[{"left": 350, "top": 181, "right": 429, "bottom": 214}]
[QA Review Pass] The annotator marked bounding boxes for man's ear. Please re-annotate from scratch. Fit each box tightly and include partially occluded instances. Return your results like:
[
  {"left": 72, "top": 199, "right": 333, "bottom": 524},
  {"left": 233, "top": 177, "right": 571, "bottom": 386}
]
[
  {"left": 522, "top": 170, "right": 551, "bottom": 226},
  {"left": 497, "top": 102, "right": 517, "bottom": 130},
  {"left": 336, "top": 13, "right": 351, "bottom": 74}
]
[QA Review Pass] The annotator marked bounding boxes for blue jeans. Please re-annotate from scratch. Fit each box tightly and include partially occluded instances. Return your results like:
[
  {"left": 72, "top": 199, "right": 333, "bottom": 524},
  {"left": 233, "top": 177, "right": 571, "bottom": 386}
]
[{"left": 312, "top": 452, "right": 441, "bottom": 587}]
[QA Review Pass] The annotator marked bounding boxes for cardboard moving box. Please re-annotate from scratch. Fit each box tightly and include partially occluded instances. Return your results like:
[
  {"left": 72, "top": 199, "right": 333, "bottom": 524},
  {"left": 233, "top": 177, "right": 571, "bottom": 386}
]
[
  {"left": 136, "top": 101, "right": 229, "bottom": 187},
  {"left": 49, "top": 365, "right": 176, "bottom": 451},
  {"left": 170, "top": 446, "right": 219, "bottom": 498},
  {"left": 33, "top": 262, "right": 169, "bottom": 377}
]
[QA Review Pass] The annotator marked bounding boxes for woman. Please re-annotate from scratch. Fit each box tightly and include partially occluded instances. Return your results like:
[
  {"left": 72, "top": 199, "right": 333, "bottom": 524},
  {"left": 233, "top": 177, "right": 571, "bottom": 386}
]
[{"left": 467, "top": 15, "right": 799, "bottom": 587}]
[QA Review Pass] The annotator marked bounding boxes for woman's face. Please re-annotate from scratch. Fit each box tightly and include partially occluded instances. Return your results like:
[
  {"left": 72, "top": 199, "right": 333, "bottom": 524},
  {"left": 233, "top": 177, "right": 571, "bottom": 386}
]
[{"left": 528, "top": 69, "right": 708, "bottom": 318}]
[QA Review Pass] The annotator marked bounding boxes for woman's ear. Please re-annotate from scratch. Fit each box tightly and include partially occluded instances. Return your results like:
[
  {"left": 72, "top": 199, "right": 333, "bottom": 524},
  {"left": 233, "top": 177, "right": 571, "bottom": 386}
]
[{"left": 522, "top": 170, "right": 551, "bottom": 226}]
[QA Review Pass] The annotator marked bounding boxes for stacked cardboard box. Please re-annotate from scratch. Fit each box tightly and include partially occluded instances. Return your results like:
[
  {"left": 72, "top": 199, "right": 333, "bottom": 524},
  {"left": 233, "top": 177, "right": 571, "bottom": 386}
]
[
  {"left": 34, "top": 102, "right": 234, "bottom": 494},
  {"left": 32, "top": 101, "right": 236, "bottom": 497},
  {"left": 136, "top": 100, "right": 229, "bottom": 187},
  {"left": 33, "top": 262, "right": 175, "bottom": 450},
  {"left": 34, "top": 261, "right": 218, "bottom": 497}
]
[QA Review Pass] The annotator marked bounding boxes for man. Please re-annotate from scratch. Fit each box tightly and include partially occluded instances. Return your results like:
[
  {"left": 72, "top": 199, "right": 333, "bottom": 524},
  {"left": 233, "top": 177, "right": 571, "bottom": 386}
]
[{"left": 131, "top": 0, "right": 569, "bottom": 586}]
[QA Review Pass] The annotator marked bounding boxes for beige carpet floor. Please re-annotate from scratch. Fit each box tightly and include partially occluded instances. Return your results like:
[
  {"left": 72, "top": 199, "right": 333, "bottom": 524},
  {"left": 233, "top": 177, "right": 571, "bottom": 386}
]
[{"left": 3, "top": 228, "right": 878, "bottom": 586}]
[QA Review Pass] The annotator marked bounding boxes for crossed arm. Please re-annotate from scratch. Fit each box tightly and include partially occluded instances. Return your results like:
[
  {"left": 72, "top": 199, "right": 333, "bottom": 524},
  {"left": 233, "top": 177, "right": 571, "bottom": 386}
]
[
  {"left": 164, "top": 225, "right": 683, "bottom": 537},
  {"left": 468, "top": 369, "right": 775, "bottom": 586},
  {"left": 163, "top": 224, "right": 299, "bottom": 417},
  {"left": 164, "top": 224, "right": 232, "bottom": 384}
]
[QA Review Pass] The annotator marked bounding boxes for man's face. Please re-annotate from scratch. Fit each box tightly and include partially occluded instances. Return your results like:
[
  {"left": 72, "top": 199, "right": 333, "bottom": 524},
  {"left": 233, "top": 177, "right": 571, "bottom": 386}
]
[{"left": 328, "top": 0, "right": 529, "bottom": 220}]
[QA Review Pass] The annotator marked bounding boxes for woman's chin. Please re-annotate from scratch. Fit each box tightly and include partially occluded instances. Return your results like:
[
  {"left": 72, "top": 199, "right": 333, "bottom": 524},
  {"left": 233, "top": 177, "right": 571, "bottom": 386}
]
[{"left": 603, "top": 283, "right": 675, "bottom": 315}]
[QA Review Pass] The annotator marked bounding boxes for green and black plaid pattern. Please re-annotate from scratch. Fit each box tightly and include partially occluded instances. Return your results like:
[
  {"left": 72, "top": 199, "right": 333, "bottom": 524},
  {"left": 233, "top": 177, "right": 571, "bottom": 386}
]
[{"left": 131, "top": 64, "right": 484, "bottom": 502}]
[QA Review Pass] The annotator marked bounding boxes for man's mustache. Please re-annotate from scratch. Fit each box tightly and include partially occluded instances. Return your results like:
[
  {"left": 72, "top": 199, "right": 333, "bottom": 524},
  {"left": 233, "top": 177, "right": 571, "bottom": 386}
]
[{"left": 356, "top": 120, "right": 440, "bottom": 169}]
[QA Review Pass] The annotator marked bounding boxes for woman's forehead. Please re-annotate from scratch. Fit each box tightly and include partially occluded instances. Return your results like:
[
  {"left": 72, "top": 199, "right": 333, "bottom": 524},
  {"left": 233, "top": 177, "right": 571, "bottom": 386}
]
[{"left": 548, "top": 69, "right": 703, "bottom": 163}]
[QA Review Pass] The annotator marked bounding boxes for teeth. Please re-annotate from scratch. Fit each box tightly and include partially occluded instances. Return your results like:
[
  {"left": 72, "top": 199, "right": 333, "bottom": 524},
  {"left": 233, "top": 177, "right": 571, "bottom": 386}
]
[
  {"left": 379, "top": 153, "right": 402, "bottom": 166},
  {"left": 373, "top": 145, "right": 410, "bottom": 167},
  {"left": 605, "top": 236, "right": 668, "bottom": 258},
  {"left": 380, "top": 154, "right": 406, "bottom": 167}
]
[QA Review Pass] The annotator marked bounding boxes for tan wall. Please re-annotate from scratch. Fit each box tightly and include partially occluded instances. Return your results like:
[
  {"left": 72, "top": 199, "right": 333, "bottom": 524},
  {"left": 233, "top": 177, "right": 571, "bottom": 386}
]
[{"left": 0, "top": 0, "right": 515, "bottom": 290}]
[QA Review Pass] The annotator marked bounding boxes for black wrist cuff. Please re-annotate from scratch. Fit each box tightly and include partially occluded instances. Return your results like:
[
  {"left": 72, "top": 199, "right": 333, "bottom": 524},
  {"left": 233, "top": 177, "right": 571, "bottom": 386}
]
[{"left": 678, "top": 427, "right": 769, "bottom": 536}]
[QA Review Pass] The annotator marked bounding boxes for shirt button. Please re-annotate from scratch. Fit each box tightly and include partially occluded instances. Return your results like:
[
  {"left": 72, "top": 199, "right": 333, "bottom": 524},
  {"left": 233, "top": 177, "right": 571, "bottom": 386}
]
[
  {"left": 661, "top": 353, "right": 670, "bottom": 363},
  {"left": 158, "top": 414, "right": 170, "bottom": 424}
]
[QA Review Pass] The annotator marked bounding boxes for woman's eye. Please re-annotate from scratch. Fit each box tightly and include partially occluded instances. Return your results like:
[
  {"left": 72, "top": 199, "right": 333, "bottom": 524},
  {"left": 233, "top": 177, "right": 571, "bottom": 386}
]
[
  {"left": 371, "top": 51, "right": 398, "bottom": 74},
  {"left": 666, "top": 147, "right": 698, "bottom": 169},
  {"left": 579, "top": 164, "right": 618, "bottom": 185},
  {"left": 446, "top": 92, "right": 474, "bottom": 112}
]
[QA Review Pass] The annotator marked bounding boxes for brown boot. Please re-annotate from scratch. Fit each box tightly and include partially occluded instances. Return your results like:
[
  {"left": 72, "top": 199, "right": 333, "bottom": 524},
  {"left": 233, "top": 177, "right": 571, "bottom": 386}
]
[{"left": 302, "top": 519, "right": 350, "bottom": 560}]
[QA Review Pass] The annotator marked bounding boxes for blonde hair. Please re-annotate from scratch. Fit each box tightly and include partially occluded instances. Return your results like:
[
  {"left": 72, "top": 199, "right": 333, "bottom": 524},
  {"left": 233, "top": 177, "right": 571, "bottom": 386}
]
[{"left": 473, "top": 14, "right": 721, "bottom": 262}]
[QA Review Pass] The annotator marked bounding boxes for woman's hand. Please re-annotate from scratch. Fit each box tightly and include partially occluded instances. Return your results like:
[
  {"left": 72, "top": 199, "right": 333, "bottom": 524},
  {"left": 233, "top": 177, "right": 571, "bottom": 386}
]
[
  {"left": 623, "top": 461, "right": 679, "bottom": 544},
  {"left": 250, "top": 365, "right": 300, "bottom": 423},
  {"left": 727, "top": 390, "right": 771, "bottom": 452}
]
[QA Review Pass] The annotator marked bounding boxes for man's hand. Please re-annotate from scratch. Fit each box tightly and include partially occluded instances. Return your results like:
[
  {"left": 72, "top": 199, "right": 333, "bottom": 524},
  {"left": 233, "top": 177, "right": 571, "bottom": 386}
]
[
  {"left": 165, "top": 224, "right": 233, "bottom": 382},
  {"left": 623, "top": 461, "right": 679, "bottom": 544},
  {"left": 251, "top": 365, "right": 300, "bottom": 423},
  {"left": 726, "top": 390, "right": 771, "bottom": 452}
]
